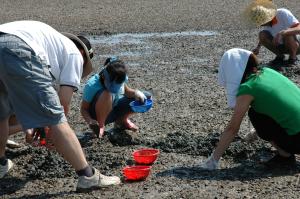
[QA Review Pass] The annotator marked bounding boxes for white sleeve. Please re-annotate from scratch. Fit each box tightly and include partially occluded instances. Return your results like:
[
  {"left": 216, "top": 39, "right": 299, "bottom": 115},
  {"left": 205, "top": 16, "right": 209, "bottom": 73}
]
[
  {"left": 59, "top": 54, "right": 83, "bottom": 90},
  {"left": 278, "top": 9, "right": 299, "bottom": 28}
]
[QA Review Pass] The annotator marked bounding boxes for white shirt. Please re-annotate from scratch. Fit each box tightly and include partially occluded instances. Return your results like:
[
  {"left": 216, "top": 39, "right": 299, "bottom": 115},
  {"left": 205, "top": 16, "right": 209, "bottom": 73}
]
[
  {"left": 263, "top": 8, "right": 299, "bottom": 37},
  {"left": 0, "top": 20, "right": 83, "bottom": 89}
]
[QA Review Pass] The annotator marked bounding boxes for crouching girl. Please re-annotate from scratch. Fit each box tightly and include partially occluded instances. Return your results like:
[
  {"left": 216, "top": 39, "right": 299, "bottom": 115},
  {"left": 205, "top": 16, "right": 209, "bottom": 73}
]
[{"left": 80, "top": 57, "right": 151, "bottom": 137}]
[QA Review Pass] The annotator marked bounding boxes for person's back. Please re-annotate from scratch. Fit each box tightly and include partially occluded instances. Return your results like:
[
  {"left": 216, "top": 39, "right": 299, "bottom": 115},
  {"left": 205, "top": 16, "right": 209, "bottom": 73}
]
[
  {"left": 238, "top": 67, "right": 300, "bottom": 135},
  {"left": 263, "top": 8, "right": 299, "bottom": 37},
  {"left": 0, "top": 20, "right": 83, "bottom": 88}
]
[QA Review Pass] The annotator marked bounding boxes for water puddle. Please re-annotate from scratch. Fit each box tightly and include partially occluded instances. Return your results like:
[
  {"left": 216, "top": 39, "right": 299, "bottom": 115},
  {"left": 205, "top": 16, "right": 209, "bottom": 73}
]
[
  {"left": 89, "top": 31, "right": 218, "bottom": 60},
  {"left": 90, "top": 31, "right": 218, "bottom": 45}
]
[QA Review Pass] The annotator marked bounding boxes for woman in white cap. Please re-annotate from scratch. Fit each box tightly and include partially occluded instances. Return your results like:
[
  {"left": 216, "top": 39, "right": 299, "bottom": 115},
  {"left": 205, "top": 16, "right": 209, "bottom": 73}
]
[
  {"left": 199, "top": 48, "right": 300, "bottom": 170},
  {"left": 244, "top": 0, "right": 300, "bottom": 66}
]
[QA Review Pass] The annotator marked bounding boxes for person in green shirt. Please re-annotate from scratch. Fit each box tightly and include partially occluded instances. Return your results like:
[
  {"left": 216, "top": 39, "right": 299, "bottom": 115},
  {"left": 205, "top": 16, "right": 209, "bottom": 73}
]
[{"left": 199, "top": 48, "right": 300, "bottom": 170}]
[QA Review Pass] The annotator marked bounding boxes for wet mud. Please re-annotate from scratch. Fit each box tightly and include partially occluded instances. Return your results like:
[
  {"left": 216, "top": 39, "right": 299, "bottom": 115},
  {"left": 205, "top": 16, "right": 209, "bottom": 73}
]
[{"left": 2, "top": 0, "right": 300, "bottom": 198}]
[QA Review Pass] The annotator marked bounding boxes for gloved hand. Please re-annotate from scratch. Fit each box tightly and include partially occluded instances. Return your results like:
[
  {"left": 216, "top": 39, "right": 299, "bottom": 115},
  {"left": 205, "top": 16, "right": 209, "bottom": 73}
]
[
  {"left": 199, "top": 153, "right": 219, "bottom": 170},
  {"left": 134, "top": 90, "right": 147, "bottom": 103}
]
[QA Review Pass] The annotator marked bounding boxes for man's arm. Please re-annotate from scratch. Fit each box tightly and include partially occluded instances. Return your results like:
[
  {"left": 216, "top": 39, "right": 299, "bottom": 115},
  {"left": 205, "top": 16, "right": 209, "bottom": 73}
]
[
  {"left": 58, "top": 86, "right": 75, "bottom": 115},
  {"left": 281, "top": 24, "right": 300, "bottom": 36}
]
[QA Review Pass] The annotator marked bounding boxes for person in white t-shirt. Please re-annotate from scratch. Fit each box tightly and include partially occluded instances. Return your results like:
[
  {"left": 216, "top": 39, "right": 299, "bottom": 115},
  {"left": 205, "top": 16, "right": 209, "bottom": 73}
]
[
  {"left": 244, "top": 0, "right": 300, "bottom": 66},
  {"left": 0, "top": 20, "right": 120, "bottom": 191}
]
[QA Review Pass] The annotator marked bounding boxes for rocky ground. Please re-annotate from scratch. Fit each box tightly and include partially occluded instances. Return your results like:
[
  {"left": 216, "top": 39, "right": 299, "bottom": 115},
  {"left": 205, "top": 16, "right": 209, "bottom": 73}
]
[{"left": 1, "top": 0, "right": 300, "bottom": 198}]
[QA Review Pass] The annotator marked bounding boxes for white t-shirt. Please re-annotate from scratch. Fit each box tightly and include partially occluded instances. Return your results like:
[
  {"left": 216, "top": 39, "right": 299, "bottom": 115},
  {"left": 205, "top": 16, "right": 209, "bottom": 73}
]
[
  {"left": 263, "top": 8, "right": 299, "bottom": 37},
  {"left": 0, "top": 20, "right": 83, "bottom": 89}
]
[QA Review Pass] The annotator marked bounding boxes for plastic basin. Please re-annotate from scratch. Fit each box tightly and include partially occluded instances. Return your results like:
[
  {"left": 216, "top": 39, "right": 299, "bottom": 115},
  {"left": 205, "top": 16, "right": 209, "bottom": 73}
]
[
  {"left": 129, "top": 98, "right": 153, "bottom": 113},
  {"left": 123, "top": 165, "right": 151, "bottom": 181},
  {"left": 133, "top": 148, "right": 160, "bottom": 165}
]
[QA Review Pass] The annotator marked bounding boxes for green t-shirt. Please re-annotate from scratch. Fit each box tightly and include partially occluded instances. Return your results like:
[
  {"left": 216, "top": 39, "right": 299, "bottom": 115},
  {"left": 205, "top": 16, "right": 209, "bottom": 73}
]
[{"left": 237, "top": 67, "right": 300, "bottom": 135}]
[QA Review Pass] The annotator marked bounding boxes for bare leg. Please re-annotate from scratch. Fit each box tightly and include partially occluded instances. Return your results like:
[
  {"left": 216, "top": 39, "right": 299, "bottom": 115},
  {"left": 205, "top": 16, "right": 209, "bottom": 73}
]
[
  {"left": 115, "top": 113, "right": 138, "bottom": 131},
  {"left": 0, "top": 117, "right": 9, "bottom": 158},
  {"left": 50, "top": 122, "right": 88, "bottom": 171},
  {"left": 284, "top": 35, "right": 299, "bottom": 60},
  {"left": 259, "top": 31, "right": 284, "bottom": 56}
]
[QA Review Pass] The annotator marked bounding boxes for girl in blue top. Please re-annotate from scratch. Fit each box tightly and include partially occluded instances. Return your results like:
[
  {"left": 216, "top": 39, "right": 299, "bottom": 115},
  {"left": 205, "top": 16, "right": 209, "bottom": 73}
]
[{"left": 80, "top": 57, "right": 151, "bottom": 138}]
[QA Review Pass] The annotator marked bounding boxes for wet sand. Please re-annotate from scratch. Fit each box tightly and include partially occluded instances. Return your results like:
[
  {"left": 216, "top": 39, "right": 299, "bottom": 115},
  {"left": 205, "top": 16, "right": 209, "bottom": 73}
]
[{"left": 1, "top": 0, "right": 300, "bottom": 198}]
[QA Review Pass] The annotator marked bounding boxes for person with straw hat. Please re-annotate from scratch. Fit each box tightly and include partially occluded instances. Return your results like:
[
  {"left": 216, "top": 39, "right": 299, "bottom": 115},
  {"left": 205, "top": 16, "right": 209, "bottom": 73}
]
[
  {"left": 0, "top": 20, "right": 120, "bottom": 191},
  {"left": 199, "top": 48, "right": 300, "bottom": 170},
  {"left": 244, "top": 0, "right": 300, "bottom": 67}
]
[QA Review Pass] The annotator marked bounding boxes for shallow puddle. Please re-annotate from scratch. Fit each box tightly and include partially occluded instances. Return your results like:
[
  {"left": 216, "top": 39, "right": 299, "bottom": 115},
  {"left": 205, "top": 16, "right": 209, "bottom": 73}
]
[
  {"left": 89, "top": 31, "right": 218, "bottom": 61},
  {"left": 90, "top": 31, "right": 218, "bottom": 45}
]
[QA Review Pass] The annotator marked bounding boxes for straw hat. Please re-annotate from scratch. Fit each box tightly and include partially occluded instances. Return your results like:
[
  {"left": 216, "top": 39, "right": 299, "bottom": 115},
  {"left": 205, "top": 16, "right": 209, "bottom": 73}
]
[
  {"left": 62, "top": 32, "right": 94, "bottom": 78},
  {"left": 243, "top": 0, "right": 277, "bottom": 27}
]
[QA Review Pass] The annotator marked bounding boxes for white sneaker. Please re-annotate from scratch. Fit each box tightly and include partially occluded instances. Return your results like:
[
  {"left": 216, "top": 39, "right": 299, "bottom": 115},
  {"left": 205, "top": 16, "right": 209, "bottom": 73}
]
[
  {"left": 76, "top": 168, "right": 121, "bottom": 192},
  {"left": 0, "top": 159, "right": 14, "bottom": 178},
  {"left": 6, "top": 139, "right": 21, "bottom": 149}
]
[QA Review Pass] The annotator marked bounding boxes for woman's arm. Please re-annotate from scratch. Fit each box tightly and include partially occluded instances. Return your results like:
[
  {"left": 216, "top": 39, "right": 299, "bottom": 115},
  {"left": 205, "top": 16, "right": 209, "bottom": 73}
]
[
  {"left": 95, "top": 91, "right": 113, "bottom": 137},
  {"left": 213, "top": 95, "right": 253, "bottom": 160},
  {"left": 124, "top": 85, "right": 136, "bottom": 98},
  {"left": 252, "top": 42, "right": 261, "bottom": 55},
  {"left": 124, "top": 85, "right": 147, "bottom": 102},
  {"left": 280, "top": 24, "right": 300, "bottom": 36}
]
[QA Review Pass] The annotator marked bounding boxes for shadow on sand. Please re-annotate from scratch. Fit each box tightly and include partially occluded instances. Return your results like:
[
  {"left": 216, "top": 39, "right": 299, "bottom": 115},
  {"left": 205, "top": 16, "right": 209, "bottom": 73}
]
[{"left": 156, "top": 160, "right": 300, "bottom": 182}]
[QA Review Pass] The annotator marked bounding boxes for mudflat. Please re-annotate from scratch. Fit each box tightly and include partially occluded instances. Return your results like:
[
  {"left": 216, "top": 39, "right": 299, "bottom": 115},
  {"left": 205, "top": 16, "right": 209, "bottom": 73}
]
[{"left": 1, "top": 1, "right": 300, "bottom": 198}]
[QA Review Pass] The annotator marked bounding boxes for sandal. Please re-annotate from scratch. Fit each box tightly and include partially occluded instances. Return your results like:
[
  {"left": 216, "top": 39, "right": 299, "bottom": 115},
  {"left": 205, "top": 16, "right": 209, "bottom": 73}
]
[
  {"left": 268, "top": 55, "right": 285, "bottom": 66},
  {"left": 263, "top": 154, "right": 296, "bottom": 168},
  {"left": 285, "top": 57, "right": 298, "bottom": 67}
]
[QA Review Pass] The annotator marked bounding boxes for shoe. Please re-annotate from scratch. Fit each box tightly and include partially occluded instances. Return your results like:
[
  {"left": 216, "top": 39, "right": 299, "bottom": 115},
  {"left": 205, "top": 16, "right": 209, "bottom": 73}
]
[
  {"left": 285, "top": 57, "right": 298, "bottom": 67},
  {"left": 114, "top": 119, "right": 139, "bottom": 132},
  {"left": 76, "top": 168, "right": 121, "bottom": 192},
  {"left": 0, "top": 159, "right": 14, "bottom": 178},
  {"left": 263, "top": 154, "right": 296, "bottom": 168},
  {"left": 268, "top": 55, "right": 285, "bottom": 65},
  {"left": 6, "top": 139, "right": 21, "bottom": 149}
]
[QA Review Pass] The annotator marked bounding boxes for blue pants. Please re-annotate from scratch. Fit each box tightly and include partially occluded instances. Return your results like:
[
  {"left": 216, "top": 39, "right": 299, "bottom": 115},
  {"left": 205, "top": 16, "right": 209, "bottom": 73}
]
[{"left": 89, "top": 91, "right": 152, "bottom": 124}]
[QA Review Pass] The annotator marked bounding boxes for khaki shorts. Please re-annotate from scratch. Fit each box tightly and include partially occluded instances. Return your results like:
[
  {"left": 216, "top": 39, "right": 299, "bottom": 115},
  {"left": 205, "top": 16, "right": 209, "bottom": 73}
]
[{"left": 0, "top": 34, "right": 66, "bottom": 129}]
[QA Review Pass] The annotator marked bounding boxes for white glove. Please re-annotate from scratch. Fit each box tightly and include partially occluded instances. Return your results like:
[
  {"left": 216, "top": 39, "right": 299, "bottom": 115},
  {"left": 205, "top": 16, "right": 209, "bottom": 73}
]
[
  {"left": 134, "top": 90, "right": 147, "bottom": 103},
  {"left": 199, "top": 153, "right": 219, "bottom": 170}
]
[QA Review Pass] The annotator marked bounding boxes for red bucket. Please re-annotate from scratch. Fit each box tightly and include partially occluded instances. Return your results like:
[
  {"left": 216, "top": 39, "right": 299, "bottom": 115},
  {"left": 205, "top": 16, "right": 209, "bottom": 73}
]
[
  {"left": 123, "top": 165, "right": 151, "bottom": 181},
  {"left": 133, "top": 148, "right": 160, "bottom": 165}
]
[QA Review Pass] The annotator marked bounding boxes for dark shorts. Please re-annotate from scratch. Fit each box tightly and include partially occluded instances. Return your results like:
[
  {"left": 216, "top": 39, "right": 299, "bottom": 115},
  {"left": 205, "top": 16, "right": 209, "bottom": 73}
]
[
  {"left": 248, "top": 107, "right": 300, "bottom": 154},
  {"left": 89, "top": 90, "right": 152, "bottom": 124},
  {"left": 0, "top": 34, "right": 66, "bottom": 129}
]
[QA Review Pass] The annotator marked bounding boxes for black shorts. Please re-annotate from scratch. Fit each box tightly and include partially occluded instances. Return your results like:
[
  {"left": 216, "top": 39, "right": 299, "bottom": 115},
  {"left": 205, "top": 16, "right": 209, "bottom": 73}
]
[{"left": 248, "top": 107, "right": 300, "bottom": 154}]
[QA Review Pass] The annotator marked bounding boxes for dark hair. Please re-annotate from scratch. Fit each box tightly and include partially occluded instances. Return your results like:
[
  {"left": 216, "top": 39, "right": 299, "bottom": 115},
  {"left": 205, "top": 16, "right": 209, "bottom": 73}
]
[
  {"left": 101, "top": 57, "right": 128, "bottom": 83},
  {"left": 241, "top": 53, "right": 260, "bottom": 83},
  {"left": 70, "top": 35, "right": 94, "bottom": 59}
]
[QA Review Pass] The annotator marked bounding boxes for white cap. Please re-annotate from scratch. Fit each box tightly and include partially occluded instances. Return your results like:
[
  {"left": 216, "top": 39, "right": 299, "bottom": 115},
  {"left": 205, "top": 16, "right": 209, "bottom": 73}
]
[{"left": 218, "top": 48, "right": 252, "bottom": 108}]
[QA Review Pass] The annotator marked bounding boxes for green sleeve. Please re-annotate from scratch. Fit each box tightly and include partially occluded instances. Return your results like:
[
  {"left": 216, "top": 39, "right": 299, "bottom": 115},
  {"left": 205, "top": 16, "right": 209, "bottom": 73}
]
[{"left": 237, "top": 83, "right": 253, "bottom": 97}]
